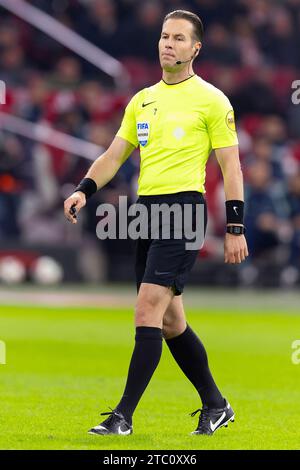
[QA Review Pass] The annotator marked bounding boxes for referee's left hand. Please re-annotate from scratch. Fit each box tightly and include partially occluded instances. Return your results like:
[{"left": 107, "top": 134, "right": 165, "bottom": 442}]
[{"left": 224, "top": 233, "right": 248, "bottom": 264}]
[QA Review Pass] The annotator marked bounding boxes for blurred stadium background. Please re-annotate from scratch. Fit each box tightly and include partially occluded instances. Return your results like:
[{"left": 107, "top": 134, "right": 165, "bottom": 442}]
[
  {"left": 0, "top": 0, "right": 300, "bottom": 289},
  {"left": 1, "top": 0, "right": 300, "bottom": 452}
]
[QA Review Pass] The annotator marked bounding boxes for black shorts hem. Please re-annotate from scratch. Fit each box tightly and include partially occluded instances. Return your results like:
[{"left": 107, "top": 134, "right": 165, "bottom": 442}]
[{"left": 137, "top": 278, "right": 183, "bottom": 296}]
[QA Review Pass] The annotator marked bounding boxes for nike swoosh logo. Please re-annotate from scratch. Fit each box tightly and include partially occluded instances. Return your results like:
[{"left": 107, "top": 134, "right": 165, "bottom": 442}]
[
  {"left": 118, "top": 426, "right": 131, "bottom": 435},
  {"left": 233, "top": 206, "right": 238, "bottom": 215},
  {"left": 142, "top": 101, "right": 156, "bottom": 107},
  {"left": 210, "top": 411, "right": 226, "bottom": 432},
  {"left": 154, "top": 270, "right": 171, "bottom": 275}
]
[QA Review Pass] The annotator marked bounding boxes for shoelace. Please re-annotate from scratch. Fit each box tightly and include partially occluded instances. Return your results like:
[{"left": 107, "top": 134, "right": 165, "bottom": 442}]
[
  {"left": 190, "top": 407, "right": 211, "bottom": 432},
  {"left": 100, "top": 407, "right": 116, "bottom": 417},
  {"left": 190, "top": 408, "right": 202, "bottom": 418},
  {"left": 100, "top": 408, "right": 122, "bottom": 425}
]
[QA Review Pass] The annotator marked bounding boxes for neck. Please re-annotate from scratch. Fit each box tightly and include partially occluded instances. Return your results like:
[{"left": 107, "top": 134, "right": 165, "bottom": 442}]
[{"left": 162, "top": 66, "right": 195, "bottom": 85}]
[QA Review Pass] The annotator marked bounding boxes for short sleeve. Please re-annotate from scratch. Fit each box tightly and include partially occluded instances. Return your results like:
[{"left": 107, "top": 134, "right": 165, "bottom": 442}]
[
  {"left": 207, "top": 92, "right": 238, "bottom": 149},
  {"left": 116, "top": 95, "right": 138, "bottom": 147}
]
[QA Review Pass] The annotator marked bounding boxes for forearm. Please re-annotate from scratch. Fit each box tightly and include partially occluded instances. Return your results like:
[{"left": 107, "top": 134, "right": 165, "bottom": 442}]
[
  {"left": 215, "top": 146, "right": 245, "bottom": 227},
  {"left": 222, "top": 165, "right": 244, "bottom": 203},
  {"left": 84, "top": 151, "right": 120, "bottom": 190},
  {"left": 222, "top": 166, "right": 248, "bottom": 263},
  {"left": 222, "top": 166, "right": 245, "bottom": 227},
  {"left": 214, "top": 145, "right": 248, "bottom": 263},
  {"left": 81, "top": 136, "right": 134, "bottom": 192}
]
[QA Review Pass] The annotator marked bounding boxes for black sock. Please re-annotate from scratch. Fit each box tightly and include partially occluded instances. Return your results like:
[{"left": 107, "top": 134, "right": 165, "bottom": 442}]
[
  {"left": 115, "top": 326, "right": 163, "bottom": 423},
  {"left": 165, "top": 324, "right": 224, "bottom": 408}
]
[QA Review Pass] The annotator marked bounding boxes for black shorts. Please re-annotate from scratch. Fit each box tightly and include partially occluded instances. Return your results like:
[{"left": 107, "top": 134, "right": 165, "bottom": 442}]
[{"left": 134, "top": 191, "right": 207, "bottom": 296}]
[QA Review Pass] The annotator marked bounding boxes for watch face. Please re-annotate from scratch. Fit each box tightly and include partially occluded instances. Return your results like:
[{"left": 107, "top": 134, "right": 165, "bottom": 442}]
[{"left": 227, "top": 225, "right": 244, "bottom": 235}]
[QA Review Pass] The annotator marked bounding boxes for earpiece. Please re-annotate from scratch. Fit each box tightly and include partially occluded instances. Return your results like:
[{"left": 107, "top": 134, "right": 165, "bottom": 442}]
[{"left": 175, "top": 47, "right": 200, "bottom": 65}]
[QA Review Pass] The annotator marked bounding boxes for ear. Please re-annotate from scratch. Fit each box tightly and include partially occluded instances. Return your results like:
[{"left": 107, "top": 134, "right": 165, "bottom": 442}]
[{"left": 194, "top": 42, "right": 202, "bottom": 56}]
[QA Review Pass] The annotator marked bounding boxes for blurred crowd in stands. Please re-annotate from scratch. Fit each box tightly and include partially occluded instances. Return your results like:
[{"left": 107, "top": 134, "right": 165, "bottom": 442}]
[{"left": 1, "top": 0, "right": 300, "bottom": 285}]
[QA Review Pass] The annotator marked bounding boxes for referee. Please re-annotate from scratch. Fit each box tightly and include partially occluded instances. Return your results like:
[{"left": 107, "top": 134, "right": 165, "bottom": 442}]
[{"left": 64, "top": 10, "right": 248, "bottom": 436}]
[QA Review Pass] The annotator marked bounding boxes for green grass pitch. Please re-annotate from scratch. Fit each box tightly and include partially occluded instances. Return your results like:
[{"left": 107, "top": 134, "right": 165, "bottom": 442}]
[{"left": 0, "top": 303, "right": 300, "bottom": 450}]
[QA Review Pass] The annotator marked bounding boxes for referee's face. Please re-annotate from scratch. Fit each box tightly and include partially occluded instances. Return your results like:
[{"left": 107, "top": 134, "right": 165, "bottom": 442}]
[{"left": 159, "top": 18, "right": 198, "bottom": 71}]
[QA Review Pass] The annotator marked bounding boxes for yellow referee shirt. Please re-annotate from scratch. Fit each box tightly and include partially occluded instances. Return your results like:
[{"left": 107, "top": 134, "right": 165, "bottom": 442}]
[{"left": 116, "top": 74, "right": 238, "bottom": 195}]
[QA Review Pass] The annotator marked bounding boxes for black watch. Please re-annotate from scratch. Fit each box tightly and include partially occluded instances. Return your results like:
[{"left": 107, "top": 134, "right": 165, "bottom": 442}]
[{"left": 226, "top": 225, "right": 246, "bottom": 236}]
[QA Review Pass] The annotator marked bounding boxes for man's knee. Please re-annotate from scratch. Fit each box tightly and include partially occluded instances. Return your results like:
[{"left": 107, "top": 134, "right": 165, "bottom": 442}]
[
  {"left": 135, "top": 283, "right": 173, "bottom": 328},
  {"left": 135, "top": 284, "right": 173, "bottom": 326},
  {"left": 162, "top": 314, "right": 186, "bottom": 340},
  {"left": 135, "top": 294, "right": 164, "bottom": 327},
  {"left": 135, "top": 300, "right": 155, "bottom": 325}
]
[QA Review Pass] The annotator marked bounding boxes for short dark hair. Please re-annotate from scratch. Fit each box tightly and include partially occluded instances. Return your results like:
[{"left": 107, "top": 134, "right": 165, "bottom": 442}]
[{"left": 163, "top": 10, "right": 204, "bottom": 42}]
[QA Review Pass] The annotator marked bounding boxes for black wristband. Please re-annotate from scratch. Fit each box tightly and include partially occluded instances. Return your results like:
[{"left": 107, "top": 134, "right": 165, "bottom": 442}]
[
  {"left": 74, "top": 178, "right": 97, "bottom": 199},
  {"left": 226, "top": 200, "right": 244, "bottom": 224}
]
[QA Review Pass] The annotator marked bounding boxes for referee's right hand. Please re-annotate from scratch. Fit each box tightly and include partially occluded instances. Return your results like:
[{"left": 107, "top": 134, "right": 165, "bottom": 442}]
[{"left": 64, "top": 191, "right": 86, "bottom": 224}]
